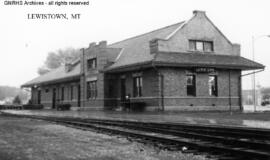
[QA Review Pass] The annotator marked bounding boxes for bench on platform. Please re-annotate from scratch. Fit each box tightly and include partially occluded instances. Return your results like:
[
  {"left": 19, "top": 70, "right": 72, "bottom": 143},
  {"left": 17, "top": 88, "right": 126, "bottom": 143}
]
[
  {"left": 0, "top": 105, "right": 23, "bottom": 110},
  {"left": 121, "top": 101, "right": 146, "bottom": 112},
  {"left": 23, "top": 104, "right": 43, "bottom": 110}
]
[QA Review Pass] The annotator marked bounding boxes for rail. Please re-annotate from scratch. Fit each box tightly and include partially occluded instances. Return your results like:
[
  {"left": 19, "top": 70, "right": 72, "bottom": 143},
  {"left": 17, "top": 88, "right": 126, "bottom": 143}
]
[{"left": 1, "top": 112, "right": 270, "bottom": 160}]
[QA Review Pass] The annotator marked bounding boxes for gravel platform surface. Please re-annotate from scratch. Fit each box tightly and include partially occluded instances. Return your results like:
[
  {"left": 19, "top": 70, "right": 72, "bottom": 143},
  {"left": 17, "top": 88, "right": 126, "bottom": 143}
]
[
  {"left": 4, "top": 110, "right": 270, "bottom": 129},
  {"left": 0, "top": 114, "right": 208, "bottom": 160}
]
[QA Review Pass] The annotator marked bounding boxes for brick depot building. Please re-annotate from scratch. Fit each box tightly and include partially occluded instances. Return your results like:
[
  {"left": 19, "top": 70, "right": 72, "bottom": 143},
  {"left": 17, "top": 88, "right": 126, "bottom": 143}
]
[{"left": 22, "top": 10, "right": 264, "bottom": 111}]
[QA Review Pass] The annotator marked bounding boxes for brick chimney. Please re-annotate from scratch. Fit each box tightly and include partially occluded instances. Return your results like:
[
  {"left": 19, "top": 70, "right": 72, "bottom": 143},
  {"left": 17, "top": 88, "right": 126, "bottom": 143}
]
[
  {"left": 232, "top": 43, "right": 241, "bottom": 56},
  {"left": 98, "top": 41, "right": 107, "bottom": 48},
  {"left": 149, "top": 39, "right": 159, "bottom": 54},
  {"left": 89, "top": 42, "right": 96, "bottom": 48}
]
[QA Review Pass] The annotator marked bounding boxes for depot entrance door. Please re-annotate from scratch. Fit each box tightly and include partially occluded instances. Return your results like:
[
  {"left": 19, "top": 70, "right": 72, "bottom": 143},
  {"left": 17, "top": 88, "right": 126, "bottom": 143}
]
[
  {"left": 52, "top": 88, "right": 56, "bottom": 109},
  {"left": 120, "top": 78, "right": 126, "bottom": 103}
]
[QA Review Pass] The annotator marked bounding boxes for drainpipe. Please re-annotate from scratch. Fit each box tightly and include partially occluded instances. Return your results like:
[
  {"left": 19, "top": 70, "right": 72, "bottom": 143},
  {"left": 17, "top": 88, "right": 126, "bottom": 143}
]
[
  {"left": 151, "top": 61, "right": 164, "bottom": 111},
  {"left": 238, "top": 74, "right": 242, "bottom": 111},
  {"left": 81, "top": 48, "right": 86, "bottom": 108},
  {"left": 228, "top": 70, "right": 232, "bottom": 114}
]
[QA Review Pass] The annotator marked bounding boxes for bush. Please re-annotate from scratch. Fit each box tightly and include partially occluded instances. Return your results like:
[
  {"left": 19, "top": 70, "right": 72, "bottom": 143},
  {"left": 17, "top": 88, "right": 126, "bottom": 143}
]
[
  {"left": 261, "top": 101, "right": 270, "bottom": 106},
  {"left": 56, "top": 104, "right": 71, "bottom": 111},
  {"left": 0, "top": 105, "right": 4, "bottom": 110},
  {"left": 13, "top": 95, "right": 21, "bottom": 105},
  {"left": 23, "top": 104, "right": 43, "bottom": 110}
]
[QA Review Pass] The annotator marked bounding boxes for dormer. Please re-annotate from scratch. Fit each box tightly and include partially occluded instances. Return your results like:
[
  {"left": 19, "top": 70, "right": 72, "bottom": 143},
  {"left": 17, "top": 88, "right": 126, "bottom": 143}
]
[{"left": 65, "top": 62, "right": 72, "bottom": 72}]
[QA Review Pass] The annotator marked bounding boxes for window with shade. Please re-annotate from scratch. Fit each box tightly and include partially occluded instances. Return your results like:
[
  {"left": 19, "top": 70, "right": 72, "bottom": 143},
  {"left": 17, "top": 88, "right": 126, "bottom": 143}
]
[
  {"left": 189, "top": 40, "right": 213, "bottom": 52},
  {"left": 87, "top": 81, "right": 97, "bottom": 99},
  {"left": 209, "top": 75, "right": 218, "bottom": 96},
  {"left": 133, "top": 76, "right": 143, "bottom": 97},
  {"left": 87, "top": 58, "right": 97, "bottom": 70},
  {"left": 186, "top": 75, "right": 196, "bottom": 96}
]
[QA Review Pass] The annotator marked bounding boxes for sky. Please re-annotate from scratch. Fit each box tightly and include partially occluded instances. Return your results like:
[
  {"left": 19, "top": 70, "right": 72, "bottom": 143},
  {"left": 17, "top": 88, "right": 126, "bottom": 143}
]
[{"left": 0, "top": 0, "right": 270, "bottom": 89}]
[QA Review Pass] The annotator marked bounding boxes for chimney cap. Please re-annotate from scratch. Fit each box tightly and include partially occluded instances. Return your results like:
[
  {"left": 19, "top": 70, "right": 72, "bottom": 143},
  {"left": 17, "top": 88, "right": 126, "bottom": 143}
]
[
  {"left": 98, "top": 41, "right": 107, "bottom": 48},
  {"left": 193, "top": 10, "right": 206, "bottom": 15}
]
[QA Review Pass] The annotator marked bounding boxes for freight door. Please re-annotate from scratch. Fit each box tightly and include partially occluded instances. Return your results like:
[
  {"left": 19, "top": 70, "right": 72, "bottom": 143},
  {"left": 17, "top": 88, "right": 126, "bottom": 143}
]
[{"left": 77, "top": 85, "right": 80, "bottom": 107}]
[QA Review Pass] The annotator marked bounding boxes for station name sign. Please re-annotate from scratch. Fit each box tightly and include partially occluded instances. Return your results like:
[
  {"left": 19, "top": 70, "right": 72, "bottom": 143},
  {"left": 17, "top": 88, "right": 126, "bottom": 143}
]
[{"left": 194, "top": 68, "right": 216, "bottom": 73}]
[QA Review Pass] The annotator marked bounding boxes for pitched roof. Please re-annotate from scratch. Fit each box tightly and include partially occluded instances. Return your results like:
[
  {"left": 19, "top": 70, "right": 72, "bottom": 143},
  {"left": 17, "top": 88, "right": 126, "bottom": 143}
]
[
  {"left": 154, "top": 52, "right": 265, "bottom": 70},
  {"left": 22, "top": 22, "right": 186, "bottom": 87},
  {"left": 22, "top": 62, "right": 81, "bottom": 87},
  {"left": 22, "top": 11, "right": 264, "bottom": 87},
  {"left": 108, "top": 22, "right": 185, "bottom": 69}
]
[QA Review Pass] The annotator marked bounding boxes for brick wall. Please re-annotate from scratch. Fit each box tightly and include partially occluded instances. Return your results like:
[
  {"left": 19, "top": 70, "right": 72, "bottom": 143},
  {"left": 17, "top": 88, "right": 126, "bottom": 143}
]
[
  {"left": 159, "top": 67, "right": 241, "bottom": 110},
  {"left": 81, "top": 41, "right": 120, "bottom": 109},
  {"left": 31, "top": 81, "right": 80, "bottom": 109},
  {"left": 102, "top": 67, "right": 241, "bottom": 111},
  {"left": 31, "top": 66, "right": 241, "bottom": 111},
  {"left": 106, "top": 69, "right": 160, "bottom": 108}
]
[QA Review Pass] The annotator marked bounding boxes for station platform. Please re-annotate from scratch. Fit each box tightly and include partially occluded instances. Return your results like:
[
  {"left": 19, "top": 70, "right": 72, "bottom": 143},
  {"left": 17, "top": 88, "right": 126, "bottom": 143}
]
[{"left": 1, "top": 109, "right": 270, "bottom": 129}]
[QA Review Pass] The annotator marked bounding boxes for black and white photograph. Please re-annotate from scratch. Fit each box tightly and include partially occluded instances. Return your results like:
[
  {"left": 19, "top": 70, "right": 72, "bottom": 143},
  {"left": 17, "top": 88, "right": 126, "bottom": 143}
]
[{"left": 0, "top": 0, "right": 270, "bottom": 159}]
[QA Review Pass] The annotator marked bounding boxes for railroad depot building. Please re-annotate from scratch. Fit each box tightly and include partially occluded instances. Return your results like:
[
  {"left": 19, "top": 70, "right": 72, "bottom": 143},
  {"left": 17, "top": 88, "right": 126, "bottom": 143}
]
[{"left": 22, "top": 10, "right": 264, "bottom": 111}]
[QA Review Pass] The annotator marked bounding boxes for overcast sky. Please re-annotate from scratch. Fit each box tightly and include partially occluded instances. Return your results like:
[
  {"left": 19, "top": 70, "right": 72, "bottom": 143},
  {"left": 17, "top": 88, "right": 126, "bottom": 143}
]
[{"left": 0, "top": 0, "right": 269, "bottom": 89}]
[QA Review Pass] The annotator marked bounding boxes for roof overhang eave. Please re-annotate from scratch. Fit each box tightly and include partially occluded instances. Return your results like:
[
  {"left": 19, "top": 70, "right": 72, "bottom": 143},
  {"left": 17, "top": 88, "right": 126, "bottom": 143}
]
[
  {"left": 21, "top": 74, "right": 81, "bottom": 88},
  {"left": 103, "top": 61, "right": 153, "bottom": 73},
  {"left": 152, "top": 61, "right": 265, "bottom": 70},
  {"left": 102, "top": 61, "right": 265, "bottom": 73}
]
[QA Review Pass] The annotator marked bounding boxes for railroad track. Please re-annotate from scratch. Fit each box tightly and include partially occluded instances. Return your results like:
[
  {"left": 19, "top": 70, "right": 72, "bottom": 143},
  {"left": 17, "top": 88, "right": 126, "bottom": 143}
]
[{"left": 1, "top": 112, "right": 270, "bottom": 160}]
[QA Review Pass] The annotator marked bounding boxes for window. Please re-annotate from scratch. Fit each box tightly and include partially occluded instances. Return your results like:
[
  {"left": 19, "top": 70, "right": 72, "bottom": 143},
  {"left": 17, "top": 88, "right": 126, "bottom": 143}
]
[
  {"left": 204, "top": 41, "right": 213, "bottom": 52},
  {"left": 45, "top": 88, "right": 49, "bottom": 93},
  {"left": 189, "top": 40, "right": 196, "bottom": 50},
  {"left": 196, "top": 41, "right": 204, "bottom": 51},
  {"left": 187, "top": 75, "right": 196, "bottom": 96},
  {"left": 87, "top": 81, "right": 97, "bottom": 99},
  {"left": 70, "top": 86, "right": 73, "bottom": 100},
  {"left": 189, "top": 40, "right": 213, "bottom": 52},
  {"left": 209, "top": 75, "right": 218, "bottom": 96},
  {"left": 87, "top": 58, "right": 97, "bottom": 70},
  {"left": 61, "top": 87, "right": 65, "bottom": 101},
  {"left": 133, "top": 76, "right": 143, "bottom": 97}
]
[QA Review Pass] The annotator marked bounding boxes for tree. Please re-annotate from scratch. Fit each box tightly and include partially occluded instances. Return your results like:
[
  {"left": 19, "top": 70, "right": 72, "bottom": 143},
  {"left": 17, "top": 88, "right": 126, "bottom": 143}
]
[
  {"left": 37, "top": 67, "right": 50, "bottom": 75},
  {"left": 0, "top": 86, "right": 29, "bottom": 102},
  {"left": 38, "top": 48, "right": 80, "bottom": 75},
  {"left": 13, "top": 95, "right": 21, "bottom": 105}
]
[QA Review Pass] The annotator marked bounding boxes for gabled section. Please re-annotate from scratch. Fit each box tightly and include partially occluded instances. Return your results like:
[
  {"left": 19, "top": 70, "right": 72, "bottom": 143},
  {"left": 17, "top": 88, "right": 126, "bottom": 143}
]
[
  {"left": 152, "top": 10, "right": 240, "bottom": 56},
  {"left": 106, "top": 10, "right": 245, "bottom": 72}
]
